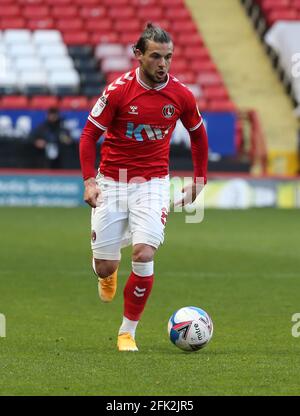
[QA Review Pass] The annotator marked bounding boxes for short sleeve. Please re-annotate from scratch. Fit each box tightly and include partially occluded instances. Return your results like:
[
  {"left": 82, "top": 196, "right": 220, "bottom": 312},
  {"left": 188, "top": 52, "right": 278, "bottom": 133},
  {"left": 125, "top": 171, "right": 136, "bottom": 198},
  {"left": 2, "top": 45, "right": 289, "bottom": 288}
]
[
  {"left": 88, "top": 87, "right": 119, "bottom": 131},
  {"left": 180, "top": 88, "right": 203, "bottom": 132}
]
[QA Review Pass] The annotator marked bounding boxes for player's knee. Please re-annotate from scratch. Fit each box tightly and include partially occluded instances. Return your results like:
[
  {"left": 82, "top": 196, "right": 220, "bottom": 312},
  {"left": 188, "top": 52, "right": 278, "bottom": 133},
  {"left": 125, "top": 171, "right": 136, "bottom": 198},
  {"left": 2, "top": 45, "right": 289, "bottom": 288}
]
[
  {"left": 93, "top": 259, "right": 119, "bottom": 278},
  {"left": 132, "top": 244, "right": 156, "bottom": 263}
]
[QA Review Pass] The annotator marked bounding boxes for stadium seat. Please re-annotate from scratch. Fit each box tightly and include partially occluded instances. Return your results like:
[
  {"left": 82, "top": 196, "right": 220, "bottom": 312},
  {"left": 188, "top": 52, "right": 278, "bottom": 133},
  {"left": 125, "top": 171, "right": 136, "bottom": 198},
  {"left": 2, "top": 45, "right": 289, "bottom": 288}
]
[
  {"left": 15, "top": 57, "right": 43, "bottom": 72},
  {"left": 0, "top": 18, "right": 26, "bottom": 30},
  {"left": 119, "top": 32, "right": 141, "bottom": 45},
  {"left": 30, "top": 95, "right": 58, "bottom": 109},
  {"left": 63, "top": 32, "right": 89, "bottom": 46},
  {"left": 1, "top": 6, "right": 21, "bottom": 17},
  {"left": 9, "top": 44, "right": 37, "bottom": 58},
  {"left": 48, "top": 70, "right": 80, "bottom": 90},
  {"left": 109, "top": 7, "right": 134, "bottom": 19},
  {"left": 32, "top": 30, "right": 62, "bottom": 45},
  {"left": 37, "top": 43, "right": 68, "bottom": 58},
  {"left": 51, "top": 6, "right": 79, "bottom": 18},
  {"left": 57, "top": 19, "right": 83, "bottom": 32},
  {"left": 90, "top": 32, "right": 119, "bottom": 45},
  {"left": 1, "top": 95, "right": 28, "bottom": 109},
  {"left": 80, "top": 6, "right": 107, "bottom": 19},
  {"left": 101, "top": 57, "right": 131, "bottom": 73},
  {"left": 43, "top": 56, "right": 74, "bottom": 71},
  {"left": 3, "top": 29, "right": 31, "bottom": 44},
  {"left": 84, "top": 18, "right": 112, "bottom": 32},
  {"left": 23, "top": 6, "right": 50, "bottom": 19},
  {"left": 27, "top": 19, "right": 55, "bottom": 30},
  {"left": 18, "top": 71, "right": 48, "bottom": 87},
  {"left": 137, "top": 7, "right": 163, "bottom": 20},
  {"left": 59, "top": 96, "right": 89, "bottom": 110},
  {"left": 95, "top": 44, "right": 125, "bottom": 60}
]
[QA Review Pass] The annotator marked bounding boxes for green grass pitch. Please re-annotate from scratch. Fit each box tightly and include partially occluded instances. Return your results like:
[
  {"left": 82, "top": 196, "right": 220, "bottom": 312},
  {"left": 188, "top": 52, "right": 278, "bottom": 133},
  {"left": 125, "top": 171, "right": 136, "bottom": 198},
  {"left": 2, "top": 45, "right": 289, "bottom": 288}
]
[{"left": 0, "top": 207, "right": 300, "bottom": 396}]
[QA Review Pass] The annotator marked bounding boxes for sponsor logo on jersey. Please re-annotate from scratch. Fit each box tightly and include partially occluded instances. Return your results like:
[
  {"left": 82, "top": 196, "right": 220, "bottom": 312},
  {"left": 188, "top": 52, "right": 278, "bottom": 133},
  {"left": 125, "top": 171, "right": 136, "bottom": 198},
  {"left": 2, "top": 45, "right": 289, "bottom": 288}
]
[
  {"left": 162, "top": 104, "right": 175, "bottom": 119},
  {"left": 128, "top": 105, "right": 138, "bottom": 115},
  {"left": 91, "top": 95, "right": 108, "bottom": 117}
]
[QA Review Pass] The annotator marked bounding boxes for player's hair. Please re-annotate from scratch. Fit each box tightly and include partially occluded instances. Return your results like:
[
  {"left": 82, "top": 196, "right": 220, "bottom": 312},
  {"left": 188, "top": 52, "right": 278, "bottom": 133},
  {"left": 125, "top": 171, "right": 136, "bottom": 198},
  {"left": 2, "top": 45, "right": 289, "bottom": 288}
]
[{"left": 133, "top": 22, "right": 172, "bottom": 54}]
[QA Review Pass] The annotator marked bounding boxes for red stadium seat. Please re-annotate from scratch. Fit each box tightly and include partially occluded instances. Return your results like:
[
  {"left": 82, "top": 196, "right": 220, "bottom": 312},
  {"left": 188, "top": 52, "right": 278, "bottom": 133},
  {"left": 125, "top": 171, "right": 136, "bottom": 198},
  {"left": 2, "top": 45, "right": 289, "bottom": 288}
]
[
  {"left": 114, "top": 20, "right": 142, "bottom": 33},
  {"left": 1, "top": 96, "right": 29, "bottom": 109},
  {"left": 22, "top": 5, "right": 50, "bottom": 18},
  {"left": 56, "top": 18, "right": 83, "bottom": 31},
  {"left": 59, "top": 96, "right": 89, "bottom": 110},
  {"left": 197, "top": 71, "right": 223, "bottom": 87},
  {"left": 63, "top": 31, "right": 89, "bottom": 45},
  {"left": 90, "top": 32, "right": 119, "bottom": 45},
  {"left": 72, "top": 0, "right": 99, "bottom": 4},
  {"left": 131, "top": 0, "right": 159, "bottom": 5},
  {"left": 265, "top": 9, "right": 299, "bottom": 26},
  {"left": 137, "top": 7, "right": 163, "bottom": 20},
  {"left": 202, "top": 85, "right": 229, "bottom": 99},
  {"left": 0, "top": 17, "right": 25, "bottom": 29},
  {"left": 1, "top": 5, "right": 21, "bottom": 17},
  {"left": 79, "top": 6, "right": 107, "bottom": 19},
  {"left": 44, "top": 0, "right": 72, "bottom": 4},
  {"left": 171, "top": 20, "right": 198, "bottom": 34},
  {"left": 176, "top": 33, "right": 203, "bottom": 47},
  {"left": 30, "top": 96, "right": 59, "bottom": 110},
  {"left": 109, "top": 7, "right": 134, "bottom": 19},
  {"left": 184, "top": 46, "right": 211, "bottom": 61},
  {"left": 27, "top": 18, "right": 55, "bottom": 30},
  {"left": 207, "top": 100, "right": 236, "bottom": 112},
  {"left": 260, "top": 0, "right": 290, "bottom": 12},
  {"left": 102, "top": 0, "right": 130, "bottom": 5},
  {"left": 84, "top": 18, "right": 112, "bottom": 32},
  {"left": 165, "top": 8, "right": 191, "bottom": 20},
  {"left": 173, "top": 72, "right": 196, "bottom": 84},
  {"left": 160, "top": 0, "right": 184, "bottom": 6},
  {"left": 119, "top": 32, "right": 141, "bottom": 45},
  {"left": 170, "top": 59, "right": 189, "bottom": 73},
  {"left": 51, "top": 5, "right": 78, "bottom": 18}
]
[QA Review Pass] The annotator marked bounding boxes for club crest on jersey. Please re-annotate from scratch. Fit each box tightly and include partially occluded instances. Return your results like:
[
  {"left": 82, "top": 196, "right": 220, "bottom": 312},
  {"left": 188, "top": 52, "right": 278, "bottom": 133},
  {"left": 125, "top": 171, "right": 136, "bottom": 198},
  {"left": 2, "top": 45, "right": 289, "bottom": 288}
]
[
  {"left": 91, "top": 95, "right": 108, "bottom": 117},
  {"left": 162, "top": 104, "right": 175, "bottom": 119},
  {"left": 128, "top": 105, "right": 138, "bottom": 115}
]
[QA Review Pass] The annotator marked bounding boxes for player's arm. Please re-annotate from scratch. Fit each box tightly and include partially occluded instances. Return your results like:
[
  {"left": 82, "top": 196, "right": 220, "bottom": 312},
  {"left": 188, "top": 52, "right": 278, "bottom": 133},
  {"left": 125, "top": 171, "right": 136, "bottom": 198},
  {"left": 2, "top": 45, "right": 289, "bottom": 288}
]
[
  {"left": 79, "top": 88, "right": 117, "bottom": 207},
  {"left": 177, "top": 91, "right": 208, "bottom": 206},
  {"left": 79, "top": 119, "right": 104, "bottom": 208}
]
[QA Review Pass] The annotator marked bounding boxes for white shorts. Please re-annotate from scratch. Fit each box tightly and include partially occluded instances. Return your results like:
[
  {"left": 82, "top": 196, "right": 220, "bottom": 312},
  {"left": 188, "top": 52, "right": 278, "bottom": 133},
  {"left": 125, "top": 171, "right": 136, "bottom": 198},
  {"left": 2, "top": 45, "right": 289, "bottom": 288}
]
[{"left": 91, "top": 174, "right": 170, "bottom": 260}]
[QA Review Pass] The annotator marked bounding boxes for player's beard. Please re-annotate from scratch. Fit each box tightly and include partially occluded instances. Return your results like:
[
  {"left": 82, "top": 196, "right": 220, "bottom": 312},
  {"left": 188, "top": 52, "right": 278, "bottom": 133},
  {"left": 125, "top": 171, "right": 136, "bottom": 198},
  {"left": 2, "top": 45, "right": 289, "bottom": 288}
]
[{"left": 142, "top": 67, "right": 167, "bottom": 85}]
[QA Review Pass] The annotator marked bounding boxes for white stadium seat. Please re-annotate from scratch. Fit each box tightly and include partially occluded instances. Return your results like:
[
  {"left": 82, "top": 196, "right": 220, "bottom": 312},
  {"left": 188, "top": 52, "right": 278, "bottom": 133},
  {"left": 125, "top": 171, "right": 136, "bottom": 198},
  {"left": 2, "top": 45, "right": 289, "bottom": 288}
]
[
  {"left": 95, "top": 43, "right": 125, "bottom": 60},
  {"left": 186, "top": 84, "right": 202, "bottom": 99},
  {"left": 38, "top": 43, "right": 68, "bottom": 58},
  {"left": 43, "top": 56, "right": 74, "bottom": 71},
  {"left": 48, "top": 70, "right": 80, "bottom": 88},
  {"left": 3, "top": 30, "right": 31, "bottom": 45},
  {"left": 9, "top": 43, "right": 37, "bottom": 58},
  {"left": 18, "top": 71, "right": 48, "bottom": 87},
  {"left": 32, "top": 30, "right": 62, "bottom": 45},
  {"left": 0, "top": 71, "right": 18, "bottom": 87},
  {"left": 15, "top": 57, "right": 43, "bottom": 72},
  {"left": 101, "top": 57, "right": 131, "bottom": 73}
]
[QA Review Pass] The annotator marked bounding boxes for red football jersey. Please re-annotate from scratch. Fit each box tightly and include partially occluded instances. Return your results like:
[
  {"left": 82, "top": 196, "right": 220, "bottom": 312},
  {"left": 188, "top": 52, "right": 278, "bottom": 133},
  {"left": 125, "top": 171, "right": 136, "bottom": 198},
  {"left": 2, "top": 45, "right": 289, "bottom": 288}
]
[{"left": 87, "top": 68, "right": 203, "bottom": 181}]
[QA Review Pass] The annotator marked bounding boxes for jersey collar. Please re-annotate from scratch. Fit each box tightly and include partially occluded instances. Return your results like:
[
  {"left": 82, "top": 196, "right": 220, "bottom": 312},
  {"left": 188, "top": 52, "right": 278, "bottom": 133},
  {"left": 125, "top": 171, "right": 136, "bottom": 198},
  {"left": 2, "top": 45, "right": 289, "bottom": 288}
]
[{"left": 136, "top": 68, "right": 169, "bottom": 91}]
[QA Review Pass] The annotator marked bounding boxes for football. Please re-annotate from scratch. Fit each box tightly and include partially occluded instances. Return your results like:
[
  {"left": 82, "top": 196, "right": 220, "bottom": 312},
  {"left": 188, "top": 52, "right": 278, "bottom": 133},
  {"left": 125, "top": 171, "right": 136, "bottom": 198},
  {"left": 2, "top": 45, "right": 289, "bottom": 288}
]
[{"left": 168, "top": 306, "right": 213, "bottom": 352}]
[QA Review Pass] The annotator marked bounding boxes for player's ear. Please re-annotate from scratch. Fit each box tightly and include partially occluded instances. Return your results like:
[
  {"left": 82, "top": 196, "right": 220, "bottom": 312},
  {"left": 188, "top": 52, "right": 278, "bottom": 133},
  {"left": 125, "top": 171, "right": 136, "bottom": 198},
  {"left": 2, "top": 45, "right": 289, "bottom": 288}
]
[{"left": 134, "top": 48, "right": 143, "bottom": 60}]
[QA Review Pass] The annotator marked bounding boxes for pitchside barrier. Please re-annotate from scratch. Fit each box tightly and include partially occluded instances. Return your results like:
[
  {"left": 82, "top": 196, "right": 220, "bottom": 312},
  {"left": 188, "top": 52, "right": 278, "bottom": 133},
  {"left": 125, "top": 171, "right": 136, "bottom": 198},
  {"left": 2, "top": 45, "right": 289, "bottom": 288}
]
[{"left": 0, "top": 169, "right": 299, "bottom": 209}]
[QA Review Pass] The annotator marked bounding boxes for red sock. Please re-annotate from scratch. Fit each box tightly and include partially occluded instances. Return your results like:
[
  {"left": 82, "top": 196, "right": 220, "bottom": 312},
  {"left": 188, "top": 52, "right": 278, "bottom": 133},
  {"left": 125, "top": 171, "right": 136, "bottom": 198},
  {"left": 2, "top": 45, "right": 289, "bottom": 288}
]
[{"left": 123, "top": 271, "right": 154, "bottom": 321}]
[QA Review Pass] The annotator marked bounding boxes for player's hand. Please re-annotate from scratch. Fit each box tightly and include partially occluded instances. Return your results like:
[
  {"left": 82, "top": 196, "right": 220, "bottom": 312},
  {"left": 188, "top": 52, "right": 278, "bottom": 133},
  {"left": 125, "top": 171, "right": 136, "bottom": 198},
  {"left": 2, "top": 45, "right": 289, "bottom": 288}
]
[
  {"left": 84, "top": 178, "right": 101, "bottom": 208},
  {"left": 175, "top": 182, "right": 204, "bottom": 207}
]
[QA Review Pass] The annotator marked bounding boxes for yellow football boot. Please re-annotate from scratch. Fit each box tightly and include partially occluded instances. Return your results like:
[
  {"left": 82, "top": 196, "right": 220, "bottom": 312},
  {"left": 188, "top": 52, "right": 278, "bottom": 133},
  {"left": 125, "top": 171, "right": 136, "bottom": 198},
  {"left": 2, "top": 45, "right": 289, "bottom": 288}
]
[{"left": 117, "top": 333, "right": 139, "bottom": 352}]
